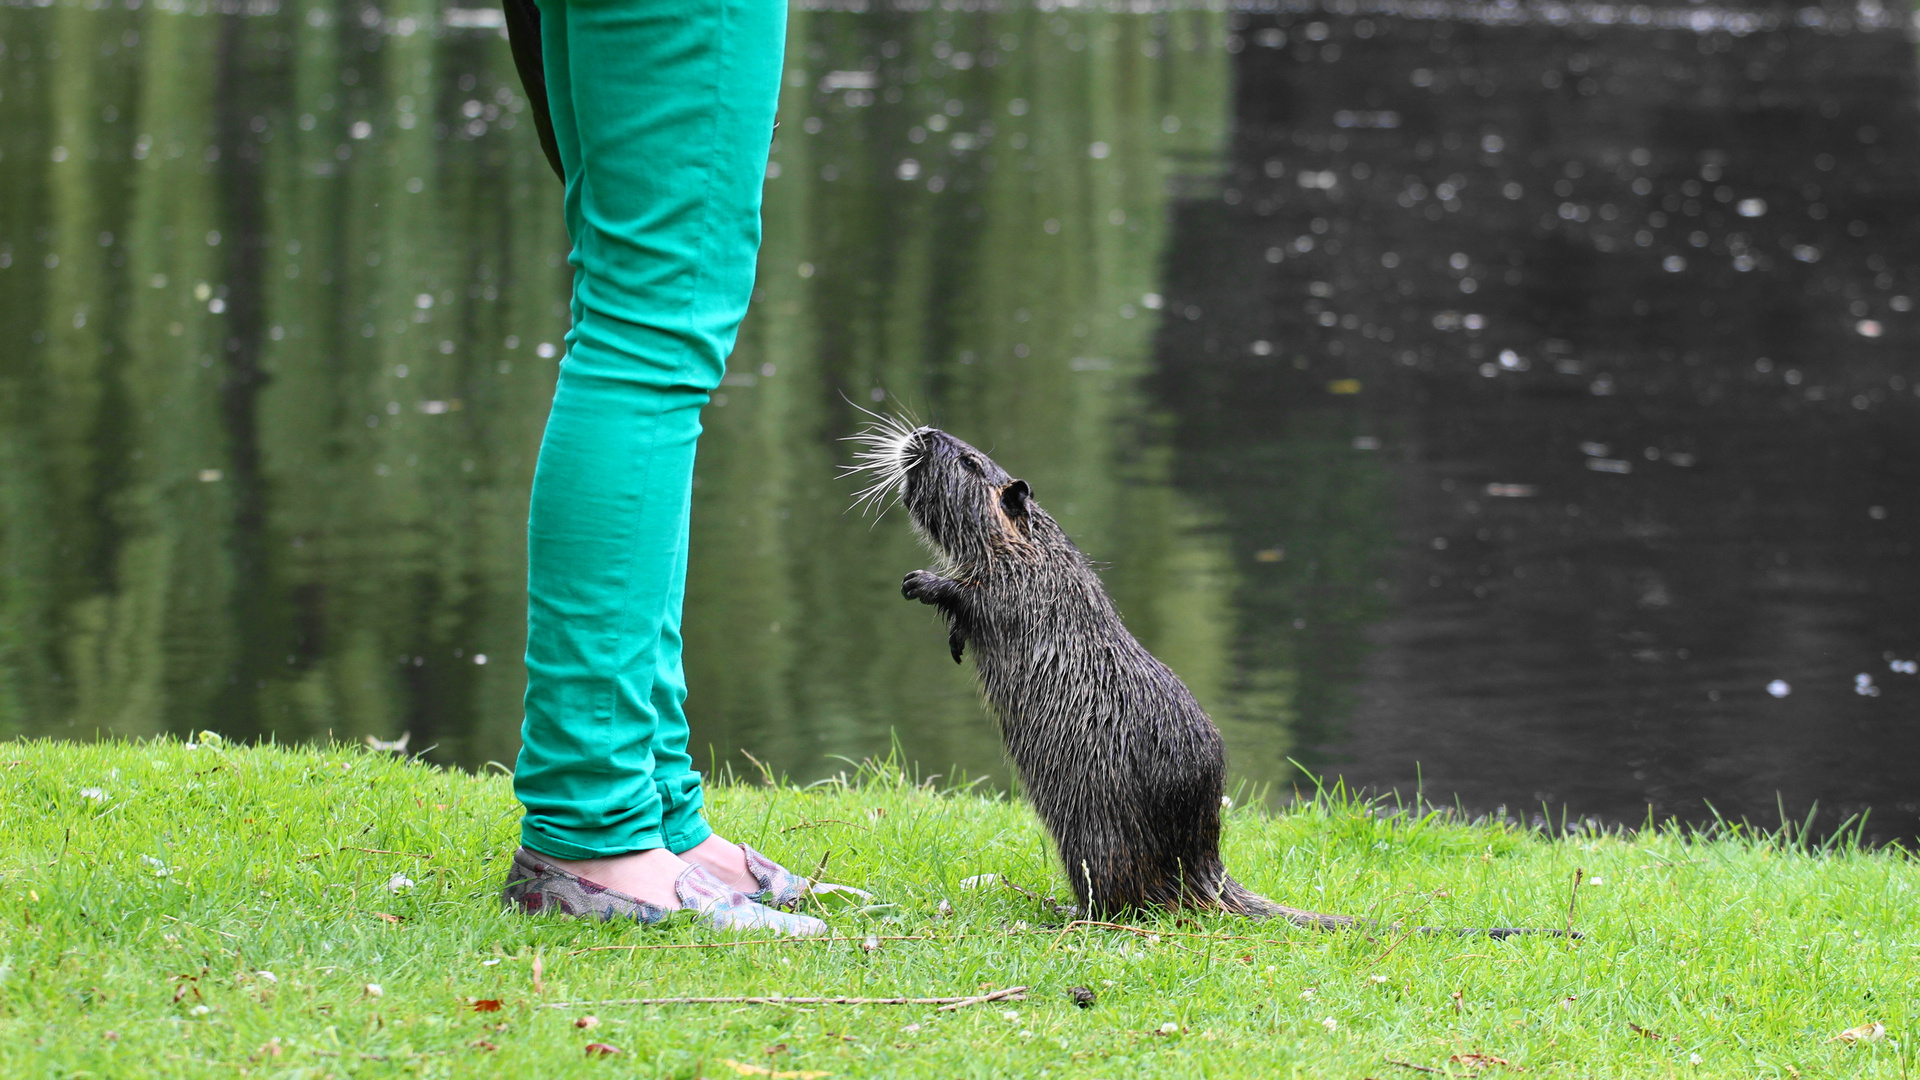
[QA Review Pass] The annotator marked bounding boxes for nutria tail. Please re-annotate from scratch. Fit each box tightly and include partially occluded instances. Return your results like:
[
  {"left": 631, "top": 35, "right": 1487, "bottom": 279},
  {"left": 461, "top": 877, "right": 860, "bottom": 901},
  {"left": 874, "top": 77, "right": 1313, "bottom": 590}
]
[
  {"left": 1216, "top": 875, "right": 1357, "bottom": 929},
  {"left": 1218, "top": 876, "right": 1582, "bottom": 938}
]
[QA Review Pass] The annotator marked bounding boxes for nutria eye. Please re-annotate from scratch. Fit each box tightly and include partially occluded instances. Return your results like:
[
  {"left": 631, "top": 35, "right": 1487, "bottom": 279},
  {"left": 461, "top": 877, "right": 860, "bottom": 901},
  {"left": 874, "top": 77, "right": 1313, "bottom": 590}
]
[
  {"left": 961, "top": 455, "right": 984, "bottom": 476},
  {"left": 1001, "top": 479, "right": 1031, "bottom": 516}
]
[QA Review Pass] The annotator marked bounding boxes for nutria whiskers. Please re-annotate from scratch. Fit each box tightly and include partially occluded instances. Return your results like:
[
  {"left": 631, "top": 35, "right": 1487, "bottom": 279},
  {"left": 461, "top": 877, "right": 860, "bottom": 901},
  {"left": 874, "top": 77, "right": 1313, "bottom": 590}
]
[{"left": 847, "top": 418, "right": 1572, "bottom": 939}]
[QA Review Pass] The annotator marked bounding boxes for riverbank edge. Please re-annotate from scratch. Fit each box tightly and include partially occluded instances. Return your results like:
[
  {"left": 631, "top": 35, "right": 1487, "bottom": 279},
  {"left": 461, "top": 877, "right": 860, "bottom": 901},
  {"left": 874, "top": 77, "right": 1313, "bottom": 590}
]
[{"left": 1, "top": 737, "right": 1914, "bottom": 1078}]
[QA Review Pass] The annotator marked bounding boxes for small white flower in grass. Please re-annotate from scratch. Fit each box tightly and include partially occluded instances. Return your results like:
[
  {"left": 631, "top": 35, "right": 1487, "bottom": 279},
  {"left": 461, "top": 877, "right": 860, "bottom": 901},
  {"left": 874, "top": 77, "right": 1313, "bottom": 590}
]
[
  {"left": 1001, "top": 1010, "right": 1020, "bottom": 1021},
  {"left": 1688, "top": 1053, "right": 1703, "bottom": 1065},
  {"left": 1588, "top": 876, "right": 1604, "bottom": 886},
  {"left": 1300, "top": 989, "right": 1316, "bottom": 999},
  {"left": 80, "top": 787, "right": 107, "bottom": 801},
  {"left": 481, "top": 959, "right": 501, "bottom": 967},
  {"left": 386, "top": 872, "right": 415, "bottom": 893},
  {"left": 1159, "top": 1022, "right": 1181, "bottom": 1036},
  {"left": 1020, "top": 1030, "right": 1035, "bottom": 1038},
  {"left": 188, "top": 1005, "right": 211, "bottom": 1016},
  {"left": 365, "top": 984, "right": 384, "bottom": 998},
  {"left": 255, "top": 971, "right": 278, "bottom": 983},
  {"left": 1322, "top": 1016, "right": 1338, "bottom": 1032},
  {"left": 142, "top": 855, "right": 173, "bottom": 877},
  {"left": 1370, "top": 974, "right": 1390, "bottom": 984}
]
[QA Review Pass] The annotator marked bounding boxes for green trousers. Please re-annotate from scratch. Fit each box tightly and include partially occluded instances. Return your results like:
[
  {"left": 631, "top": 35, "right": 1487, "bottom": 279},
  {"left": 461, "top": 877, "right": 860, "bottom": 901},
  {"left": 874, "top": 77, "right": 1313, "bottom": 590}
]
[{"left": 512, "top": 0, "right": 786, "bottom": 860}]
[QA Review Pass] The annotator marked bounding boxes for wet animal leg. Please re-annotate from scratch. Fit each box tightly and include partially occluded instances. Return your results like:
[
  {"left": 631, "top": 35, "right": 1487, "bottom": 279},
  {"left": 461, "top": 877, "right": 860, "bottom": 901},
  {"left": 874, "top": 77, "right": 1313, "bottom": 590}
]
[{"left": 902, "top": 570, "right": 972, "bottom": 662}]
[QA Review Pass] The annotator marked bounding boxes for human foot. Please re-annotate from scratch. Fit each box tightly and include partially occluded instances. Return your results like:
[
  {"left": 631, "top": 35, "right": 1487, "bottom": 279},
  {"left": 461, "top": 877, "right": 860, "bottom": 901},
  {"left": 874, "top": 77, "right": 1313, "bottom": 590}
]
[
  {"left": 534, "top": 846, "right": 689, "bottom": 907},
  {"left": 678, "top": 834, "right": 756, "bottom": 893},
  {"left": 502, "top": 848, "right": 828, "bottom": 936},
  {"left": 682, "top": 835, "right": 872, "bottom": 911}
]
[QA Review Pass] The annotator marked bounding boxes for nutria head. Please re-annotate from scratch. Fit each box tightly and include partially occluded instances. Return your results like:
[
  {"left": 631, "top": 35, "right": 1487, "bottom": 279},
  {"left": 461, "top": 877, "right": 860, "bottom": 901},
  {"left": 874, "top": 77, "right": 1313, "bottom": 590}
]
[{"left": 846, "top": 417, "right": 1040, "bottom": 570}]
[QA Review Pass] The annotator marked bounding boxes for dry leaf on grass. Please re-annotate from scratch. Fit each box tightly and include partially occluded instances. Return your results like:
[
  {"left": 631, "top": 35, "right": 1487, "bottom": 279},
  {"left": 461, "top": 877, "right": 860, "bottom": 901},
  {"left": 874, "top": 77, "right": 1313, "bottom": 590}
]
[
  {"left": 471, "top": 999, "right": 502, "bottom": 1013},
  {"left": 1449, "top": 1052, "right": 1513, "bottom": 1070},
  {"left": 584, "top": 1042, "right": 622, "bottom": 1057},
  {"left": 719, "top": 1058, "right": 831, "bottom": 1078},
  {"left": 1832, "top": 1022, "right": 1885, "bottom": 1043}
]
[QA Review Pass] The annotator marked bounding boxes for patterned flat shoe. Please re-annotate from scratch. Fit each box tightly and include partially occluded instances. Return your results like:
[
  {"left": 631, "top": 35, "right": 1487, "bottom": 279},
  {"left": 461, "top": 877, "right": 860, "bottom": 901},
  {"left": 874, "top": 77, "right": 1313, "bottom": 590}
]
[
  {"left": 502, "top": 847, "right": 828, "bottom": 936},
  {"left": 739, "top": 843, "right": 873, "bottom": 910}
]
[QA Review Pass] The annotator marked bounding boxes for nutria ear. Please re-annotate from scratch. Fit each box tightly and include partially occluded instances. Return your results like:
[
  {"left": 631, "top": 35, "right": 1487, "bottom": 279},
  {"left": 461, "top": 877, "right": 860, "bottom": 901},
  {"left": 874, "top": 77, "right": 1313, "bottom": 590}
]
[{"left": 1001, "top": 479, "right": 1032, "bottom": 516}]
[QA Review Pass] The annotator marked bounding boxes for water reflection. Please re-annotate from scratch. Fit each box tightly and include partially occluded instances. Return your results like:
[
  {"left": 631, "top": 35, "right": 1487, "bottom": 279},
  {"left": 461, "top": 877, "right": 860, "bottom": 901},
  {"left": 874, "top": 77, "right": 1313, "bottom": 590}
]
[
  {"left": 1156, "top": 8, "right": 1920, "bottom": 840},
  {"left": 3, "top": 0, "right": 1917, "bottom": 840}
]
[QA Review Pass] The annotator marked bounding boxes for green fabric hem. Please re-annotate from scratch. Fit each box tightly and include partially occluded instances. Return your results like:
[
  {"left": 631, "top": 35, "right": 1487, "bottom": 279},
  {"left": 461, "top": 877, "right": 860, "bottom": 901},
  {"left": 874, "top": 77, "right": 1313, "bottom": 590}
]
[
  {"left": 665, "top": 818, "right": 714, "bottom": 855},
  {"left": 519, "top": 826, "right": 666, "bottom": 861}
]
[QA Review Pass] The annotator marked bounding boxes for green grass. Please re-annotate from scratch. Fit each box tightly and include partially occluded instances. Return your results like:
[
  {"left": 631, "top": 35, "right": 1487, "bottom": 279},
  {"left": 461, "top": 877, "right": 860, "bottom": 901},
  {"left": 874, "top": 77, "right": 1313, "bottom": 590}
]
[{"left": 2, "top": 738, "right": 1915, "bottom": 1078}]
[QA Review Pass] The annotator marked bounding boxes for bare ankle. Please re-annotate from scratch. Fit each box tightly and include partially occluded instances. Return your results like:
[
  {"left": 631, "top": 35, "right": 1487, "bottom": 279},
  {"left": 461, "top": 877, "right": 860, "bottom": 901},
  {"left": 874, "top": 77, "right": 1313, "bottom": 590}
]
[
  {"left": 546, "top": 847, "right": 688, "bottom": 908},
  {"left": 679, "top": 835, "right": 754, "bottom": 892}
]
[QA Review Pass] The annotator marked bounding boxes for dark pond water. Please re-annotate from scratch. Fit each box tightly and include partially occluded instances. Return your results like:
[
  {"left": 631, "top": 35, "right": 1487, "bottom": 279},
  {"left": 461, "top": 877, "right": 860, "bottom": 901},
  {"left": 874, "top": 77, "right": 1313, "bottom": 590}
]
[{"left": 4, "top": 0, "right": 1918, "bottom": 841}]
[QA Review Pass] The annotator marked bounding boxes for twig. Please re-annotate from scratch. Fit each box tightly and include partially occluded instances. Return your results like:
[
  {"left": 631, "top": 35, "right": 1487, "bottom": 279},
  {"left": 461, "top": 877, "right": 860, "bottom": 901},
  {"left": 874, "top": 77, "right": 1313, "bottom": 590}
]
[
  {"left": 999, "top": 878, "right": 1060, "bottom": 906},
  {"left": 571, "top": 920, "right": 1313, "bottom": 958},
  {"left": 300, "top": 845, "right": 432, "bottom": 861},
  {"left": 1565, "top": 867, "right": 1585, "bottom": 937},
  {"left": 935, "top": 986, "right": 1029, "bottom": 1012},
  {"left": 1367, "top": 917, "right": 1426, "bottom": 970},
  {"left": 739, "top": 749, "right": 776, "bottom": 787},
  {"left": 542, "top": 986, "right": 1028, "bottom": 1010},
  {"left": 50, "top": 826, "right": 71, "bottom": 868},
  {"left": 1384, "top": 1058, "right": 1443, "bottom": 1074},
  {"left": 778, "top": 819, "right": 868, "bottom": 834}
]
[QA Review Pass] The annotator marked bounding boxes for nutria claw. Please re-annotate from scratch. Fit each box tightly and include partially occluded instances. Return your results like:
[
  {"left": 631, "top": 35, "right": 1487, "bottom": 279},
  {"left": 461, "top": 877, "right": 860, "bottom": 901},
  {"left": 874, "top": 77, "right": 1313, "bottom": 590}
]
[
  {"left": 902, "top": 570, "right": 970, "bottom": 662},
  {"left": 901, "top": 569, "right": 950, "bottom": 603}
]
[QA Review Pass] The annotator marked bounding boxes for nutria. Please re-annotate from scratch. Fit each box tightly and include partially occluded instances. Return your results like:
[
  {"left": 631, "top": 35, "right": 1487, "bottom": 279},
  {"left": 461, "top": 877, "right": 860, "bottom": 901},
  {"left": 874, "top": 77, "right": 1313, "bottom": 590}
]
[{"left": 849, "top": 417, "right": 1569, "bottom": 938}]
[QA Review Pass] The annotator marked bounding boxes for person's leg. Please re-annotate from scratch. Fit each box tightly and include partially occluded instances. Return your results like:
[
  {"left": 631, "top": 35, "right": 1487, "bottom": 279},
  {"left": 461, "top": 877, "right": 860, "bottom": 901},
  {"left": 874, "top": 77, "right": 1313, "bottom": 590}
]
[{"left": 511, "top": 0, "right": 787, "bottom": 905}]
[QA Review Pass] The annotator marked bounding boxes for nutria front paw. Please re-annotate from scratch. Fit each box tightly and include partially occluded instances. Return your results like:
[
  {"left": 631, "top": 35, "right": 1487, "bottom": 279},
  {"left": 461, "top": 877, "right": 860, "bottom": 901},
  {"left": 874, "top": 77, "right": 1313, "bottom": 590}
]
[{"left": 902, "top": 569, "right": 952, "bottom": 604}]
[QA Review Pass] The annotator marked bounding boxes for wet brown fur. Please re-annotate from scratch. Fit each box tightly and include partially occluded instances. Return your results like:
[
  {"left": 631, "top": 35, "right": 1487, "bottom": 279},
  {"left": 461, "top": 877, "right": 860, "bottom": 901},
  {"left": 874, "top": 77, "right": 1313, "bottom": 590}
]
[{"left": 855, "top": 423, "right": 1573, "bottom": 938}]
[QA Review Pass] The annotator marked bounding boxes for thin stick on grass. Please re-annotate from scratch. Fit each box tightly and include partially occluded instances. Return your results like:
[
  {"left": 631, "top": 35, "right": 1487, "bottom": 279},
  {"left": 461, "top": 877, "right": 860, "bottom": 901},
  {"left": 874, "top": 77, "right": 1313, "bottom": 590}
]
[
  {"left": 570, "top": 921, "right": 1313, "bottom": 957},
  {"left": 778, "top": 819, "right": 868, "bottom": 834},
  {"left": 541, "top": 986, "right": 1029, "bottom": 1011},
  {"left": 299, "top": 846, "right": 432, "bottom": 861},
  {"left": 1565, "top": 867, "right": 1585, "bottom": 937},
  {"left": 1365, "top": 908, "right": 1432, "bottom": 971},
  {"left": 1383, "top": 1058, "right": 1443, "bottom": 1074}
]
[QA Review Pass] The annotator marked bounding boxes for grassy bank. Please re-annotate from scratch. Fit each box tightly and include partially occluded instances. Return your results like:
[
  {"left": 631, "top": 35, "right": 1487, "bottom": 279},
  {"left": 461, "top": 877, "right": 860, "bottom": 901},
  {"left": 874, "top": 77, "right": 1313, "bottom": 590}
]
[{"left": 1, "top": 739, "right": 1914, "bottom": 1078}]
